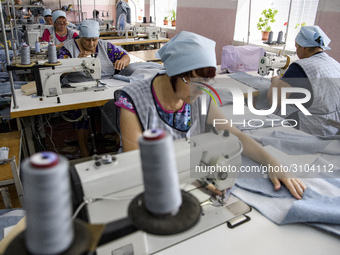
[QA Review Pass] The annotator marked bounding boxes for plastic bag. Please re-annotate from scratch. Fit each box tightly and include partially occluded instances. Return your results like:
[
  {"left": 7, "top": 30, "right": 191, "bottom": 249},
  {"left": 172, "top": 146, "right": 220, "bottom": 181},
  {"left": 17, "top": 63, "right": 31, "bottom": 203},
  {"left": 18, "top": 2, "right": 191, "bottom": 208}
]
[{"left": 221, "top": 45, "right": 265, "bottom": 73}]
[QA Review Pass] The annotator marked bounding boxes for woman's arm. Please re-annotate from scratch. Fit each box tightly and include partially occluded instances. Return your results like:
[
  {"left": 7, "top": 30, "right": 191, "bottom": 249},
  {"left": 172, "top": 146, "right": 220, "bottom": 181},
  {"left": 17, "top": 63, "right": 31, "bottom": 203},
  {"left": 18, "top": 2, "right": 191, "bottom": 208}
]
[
  {"left": 267, "top": 76, "right": 292, "bottom": 106},
  {"left": 206, "top": 102, "right": 306, "bottom": 199},
  {"left": 120, "top": 108, "right": 143, "bottom": 152},
  {"left": 107, "top": 42, "right": 130, "bottom": 70},
  {"left": 114, "top": 54, "right": 130, "bottom": 70}
]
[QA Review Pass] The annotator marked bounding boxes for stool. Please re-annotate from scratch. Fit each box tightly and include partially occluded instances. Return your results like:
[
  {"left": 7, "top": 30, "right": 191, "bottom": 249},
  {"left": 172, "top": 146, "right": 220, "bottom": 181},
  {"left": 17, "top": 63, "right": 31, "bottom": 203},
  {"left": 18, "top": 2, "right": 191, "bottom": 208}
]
[{"left": 0, "top": 131, "right": 23, "bottom": 207}]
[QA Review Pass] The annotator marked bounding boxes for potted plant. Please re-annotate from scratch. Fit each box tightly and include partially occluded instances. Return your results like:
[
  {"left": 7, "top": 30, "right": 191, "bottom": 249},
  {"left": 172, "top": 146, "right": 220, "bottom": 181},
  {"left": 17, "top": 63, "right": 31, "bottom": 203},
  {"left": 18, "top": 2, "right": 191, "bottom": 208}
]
[
  {"left": 168, "top": 9, "right": 176, "bottom": 27},
  {"left": 257, "top": 8, "right": 278, "bottom": 40},
  {"left": 163, "top": 16, "right": 168, "bottom": 25}
]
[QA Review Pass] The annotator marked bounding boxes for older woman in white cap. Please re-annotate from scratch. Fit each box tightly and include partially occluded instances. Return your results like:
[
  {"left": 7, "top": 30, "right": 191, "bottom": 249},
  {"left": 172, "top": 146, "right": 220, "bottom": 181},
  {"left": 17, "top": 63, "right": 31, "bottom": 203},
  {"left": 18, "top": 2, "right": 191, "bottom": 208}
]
[
  {"left": 114, "top": 31, "right": 306, "bottom": 200},
  {"left": 268, "top": 25, "right": 340, "bottom": 136},
  {"left": 57, "top": 20, "right": 130, "bottom": 158},
  {"left": 41, "top": 10, "right": 78, "bottom": 49},
  {"left": 43, "top": 8, "right": 53, "bottom": 25}
]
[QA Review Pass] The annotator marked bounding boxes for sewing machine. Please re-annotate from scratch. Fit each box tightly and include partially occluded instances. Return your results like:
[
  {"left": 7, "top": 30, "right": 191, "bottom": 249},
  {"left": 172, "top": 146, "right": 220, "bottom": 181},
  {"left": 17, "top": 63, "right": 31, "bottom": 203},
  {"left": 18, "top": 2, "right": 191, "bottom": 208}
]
[
  {"left": 38, "top": 57, "right": 101, "bottom": 97},
  {"left": 70, "top": 130, "right": 250, "bottom": 254},
  {"left": 100, "top": 20, "right": 114, "bottom": 31},
  {"left": 134, "top": 26, "right": 162, "bottom": 39},
  {"left": 258, "top": 54, "right": 299, "bottom": 76},
  {"left": 23, "top": 24, "right": 51, "bottom": 48}
]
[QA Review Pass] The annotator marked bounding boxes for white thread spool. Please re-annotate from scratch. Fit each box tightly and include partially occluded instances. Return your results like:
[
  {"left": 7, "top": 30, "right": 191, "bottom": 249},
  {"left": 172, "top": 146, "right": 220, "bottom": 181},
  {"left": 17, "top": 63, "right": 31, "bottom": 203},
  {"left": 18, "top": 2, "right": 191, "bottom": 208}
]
[
  {"left": 20, "top": 45, "right": 30, "bottom": 65},
  {"left": 22, "top": 152, "right": 74, "bottom": 255},
  {"left": 35, "top": 40, "right": 40, "bottom": 53},
  {"left": 138, "top": 129, "right": 182, "bottom": 216},
  {"left": 48, "top": 43, "right": 57, "bottom": 63}
]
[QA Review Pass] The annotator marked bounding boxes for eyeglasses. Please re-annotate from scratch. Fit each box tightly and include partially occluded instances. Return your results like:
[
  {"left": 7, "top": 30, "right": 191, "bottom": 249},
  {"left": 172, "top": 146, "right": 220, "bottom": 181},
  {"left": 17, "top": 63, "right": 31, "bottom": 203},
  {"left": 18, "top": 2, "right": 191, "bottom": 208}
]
[
  {"left": 56, "top": 21, "right": 67, "bottom": 25},
  {"left": 181, "top": 77, "right": 216, "bottom": 89}
]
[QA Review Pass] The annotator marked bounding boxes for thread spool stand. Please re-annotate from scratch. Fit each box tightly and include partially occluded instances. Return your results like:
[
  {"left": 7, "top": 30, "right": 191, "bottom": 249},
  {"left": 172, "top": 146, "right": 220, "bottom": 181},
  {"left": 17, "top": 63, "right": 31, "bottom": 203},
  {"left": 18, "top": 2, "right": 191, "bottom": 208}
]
[
  {"left": 128, "top": 129, "right": 201, "bottom": 235},
  {"left": 128, "top": 190, "right": 201, "bottom": 235},
  {"left": 4, "top": 219, "right": 92, "bottom": 255}
]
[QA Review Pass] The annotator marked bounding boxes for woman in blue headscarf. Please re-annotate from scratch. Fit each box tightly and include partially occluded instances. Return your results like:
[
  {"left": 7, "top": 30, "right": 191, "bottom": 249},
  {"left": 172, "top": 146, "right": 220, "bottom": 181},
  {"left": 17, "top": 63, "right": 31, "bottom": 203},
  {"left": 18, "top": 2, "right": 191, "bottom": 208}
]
[
  {"left": 268, "top": 25, "right": 340, "bottom": 136},
  {"left": 114, "top": 31, "right": 306, "bottom": 200},
  {"left": 57, "top": 20, "right": 130, "bottom": 158},
  {"left": 58, "top": 20, "right": 130, "bottom": 81}
]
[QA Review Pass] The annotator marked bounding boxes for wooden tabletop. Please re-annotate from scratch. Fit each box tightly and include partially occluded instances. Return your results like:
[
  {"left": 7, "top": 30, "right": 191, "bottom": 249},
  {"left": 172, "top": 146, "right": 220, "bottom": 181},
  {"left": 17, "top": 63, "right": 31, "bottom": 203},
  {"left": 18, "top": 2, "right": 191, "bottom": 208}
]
[
  {"left": 128, "top": 49, "right": 161, "bottom": 62},
  {"left": 105, "top": 38, "right": 169, "bottom": 46}
]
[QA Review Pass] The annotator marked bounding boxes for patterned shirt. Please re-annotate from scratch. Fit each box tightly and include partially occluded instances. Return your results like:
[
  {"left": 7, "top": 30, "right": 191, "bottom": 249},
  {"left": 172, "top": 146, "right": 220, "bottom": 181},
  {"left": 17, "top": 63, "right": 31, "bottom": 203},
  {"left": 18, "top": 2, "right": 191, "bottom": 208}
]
[
  {"left": 41, "top": 29, "right": 78, "bottom": 43},
  {"left": 116, "top": 86, "right": 191, "bottom": 131},
  {"left": 57, "top": 38, "right": 126, "bottom": 63}
]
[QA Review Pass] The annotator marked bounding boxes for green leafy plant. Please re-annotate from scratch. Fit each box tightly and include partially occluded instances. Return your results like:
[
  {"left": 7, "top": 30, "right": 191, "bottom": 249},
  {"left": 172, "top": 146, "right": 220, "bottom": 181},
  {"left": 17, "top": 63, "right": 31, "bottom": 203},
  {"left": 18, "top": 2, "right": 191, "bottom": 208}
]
[
  {"left": 164, "top": 16, "right": 168, "bottom": 21},
  {"left": 168, "top": 9, "right": 176, "bottom": 22},
  {"left": 257, "top": 8, "right": 278, "bottom": 32},
  {"left": 295, "top": 22, "right": 306, "bottom": 29}
]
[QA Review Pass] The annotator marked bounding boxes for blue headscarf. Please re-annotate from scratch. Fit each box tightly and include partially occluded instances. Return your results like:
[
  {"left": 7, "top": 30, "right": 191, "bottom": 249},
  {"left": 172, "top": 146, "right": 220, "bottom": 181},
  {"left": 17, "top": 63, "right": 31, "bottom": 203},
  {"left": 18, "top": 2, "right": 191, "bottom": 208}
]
[
  {"left": 156, "top": 31, "right": 217, "bottom": 77},
  {"left": 295, "top": 25, "right": 331, "bottom": 50},
  {"left": 43, "top": 9, "right": 52, "bottom": 17},
  {"left": 79, "top": 20, "right": 100, "bottom": 38},
  {"left": 52, "top": 10, "right": 66, "bottom": 24}
]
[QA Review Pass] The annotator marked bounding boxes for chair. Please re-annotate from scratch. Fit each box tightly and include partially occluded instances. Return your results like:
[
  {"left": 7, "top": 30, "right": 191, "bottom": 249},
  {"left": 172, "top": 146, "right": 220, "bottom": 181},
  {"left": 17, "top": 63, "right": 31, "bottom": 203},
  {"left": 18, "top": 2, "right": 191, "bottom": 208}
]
[{"left": 0, "top": 131, "right": 24, "bottom": 208}]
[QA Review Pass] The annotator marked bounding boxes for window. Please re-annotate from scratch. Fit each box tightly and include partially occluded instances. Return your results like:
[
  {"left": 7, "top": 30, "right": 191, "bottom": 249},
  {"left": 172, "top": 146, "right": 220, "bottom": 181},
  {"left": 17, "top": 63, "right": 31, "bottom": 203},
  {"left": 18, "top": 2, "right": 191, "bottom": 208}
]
[
  {"left": 154, "top": 0, "right": 177, "bottom": 27},
  {"left": 234, "top": 0, "right": 319, "bottom": 51},
  {"left": 128, "top": 0, "right": 145, "bottom": 23}
]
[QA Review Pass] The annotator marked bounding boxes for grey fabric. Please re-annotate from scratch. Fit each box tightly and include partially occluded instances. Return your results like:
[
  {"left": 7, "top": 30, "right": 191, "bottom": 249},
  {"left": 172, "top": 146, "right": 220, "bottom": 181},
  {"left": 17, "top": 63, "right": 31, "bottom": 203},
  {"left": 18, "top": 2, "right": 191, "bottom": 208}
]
[
  {"left": 6, "top": 29, "right": 24, "bottom": 46},
  {"left": 228, "top": 72, "right": 271, "bottom": 110},
  {"left": 233, "top": 156, "right": 340, "bottom": 236},
  {"left": 285, "top": 52, "right": 340, "bottom": 136},
  {"left": 117, "top": 62, "right": 165, "bottom": 77},
  {"left": 0, "top": 81, "right": 27, "bottom": 96},
  {"left": 113, "top": 62, "right": 165, "bottom": 83},
  {"left": 262, "top": 130, "right": 340, "bottom": 155},
  {"left": 0, "top": 209, "right": 25, "bottom": 240},
  {"left": 214, "top": 88, "right": 233, "bottom": 105}
]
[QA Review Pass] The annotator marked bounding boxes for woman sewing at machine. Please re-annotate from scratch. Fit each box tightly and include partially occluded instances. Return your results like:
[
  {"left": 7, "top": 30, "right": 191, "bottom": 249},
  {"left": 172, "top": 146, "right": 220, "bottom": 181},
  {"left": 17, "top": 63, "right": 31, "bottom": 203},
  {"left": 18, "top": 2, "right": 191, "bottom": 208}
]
[
  {"left": 57, "top": 20, "right": 130, "bottom": 158},
  {"left": 41, "top": 10, "right": 78, "bottom": 50},
  {"left": 114, "top": 31, "right": 306, "bottom": 200},
  {"left": 58, "top": 19, "right": 130, "bottom": 81}
]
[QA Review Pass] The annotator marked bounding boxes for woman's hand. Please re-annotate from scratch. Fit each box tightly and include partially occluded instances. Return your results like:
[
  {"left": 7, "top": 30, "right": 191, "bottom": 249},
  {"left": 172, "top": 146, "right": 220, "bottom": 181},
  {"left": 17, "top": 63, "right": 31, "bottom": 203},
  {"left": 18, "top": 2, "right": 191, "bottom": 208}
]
[
  {"left": 268, "top": 171, "right": 307, "bottom": 199},
  {"left": 56, "top": 42, "right": 64, "bottom": 50},
  {"left": 78, "top": 50, "right": 92, "bottom": 58},
  {"left": 114, "top": 55, "right": 130, "bottom": 71}
]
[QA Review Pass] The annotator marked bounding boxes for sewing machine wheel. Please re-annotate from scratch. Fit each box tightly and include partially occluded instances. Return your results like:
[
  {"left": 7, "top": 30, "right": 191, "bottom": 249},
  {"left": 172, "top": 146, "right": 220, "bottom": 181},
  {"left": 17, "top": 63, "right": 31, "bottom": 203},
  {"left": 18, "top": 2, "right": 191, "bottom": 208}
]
[
  {"left": 4, "top": 219, "right": 92, "bottom": 255},
  {"left": 128, "top": 190, "right": 202, "bottom": 235}
]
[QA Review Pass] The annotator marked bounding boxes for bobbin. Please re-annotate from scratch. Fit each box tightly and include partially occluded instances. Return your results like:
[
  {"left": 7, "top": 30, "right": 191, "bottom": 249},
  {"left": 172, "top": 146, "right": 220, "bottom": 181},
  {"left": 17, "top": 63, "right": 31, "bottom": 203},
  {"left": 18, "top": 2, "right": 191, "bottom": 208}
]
[
  {"left": 4, "top": 152, "right": 92, "bottom": 255},
  {"left": 128, "top": 129, "right": 201, "bottom": 235}
]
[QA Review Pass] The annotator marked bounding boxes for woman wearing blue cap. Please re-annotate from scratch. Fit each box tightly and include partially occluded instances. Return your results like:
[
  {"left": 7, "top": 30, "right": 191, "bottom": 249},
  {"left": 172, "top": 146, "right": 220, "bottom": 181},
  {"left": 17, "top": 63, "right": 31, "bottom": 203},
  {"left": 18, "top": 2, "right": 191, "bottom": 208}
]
[
  {"left": 42, "top": 9, "right": 53, "bottom": 25},
  {"left": 57, "top": 20, "right": 130, "bottom": 157},
  {"left": 268, "top": 25, "right": 340, "bottom": 136},
  {"left": 41, "top": 10, "right": 78, "bottom": 50},
  {"left": 114, "top": 31, "right": 306, "bottom": 200},
  {"left": 58, "top": 20, "right": 130, "bottom": 81}
]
